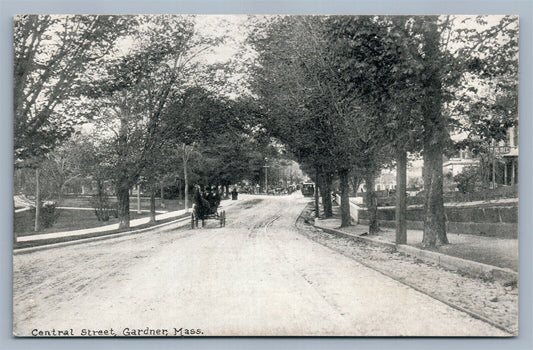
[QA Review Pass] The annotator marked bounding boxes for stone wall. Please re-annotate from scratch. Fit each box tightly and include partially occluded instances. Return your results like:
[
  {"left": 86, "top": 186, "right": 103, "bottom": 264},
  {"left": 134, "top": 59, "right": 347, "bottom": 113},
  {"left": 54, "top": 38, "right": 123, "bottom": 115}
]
[{"left": 357, "top": 200, "right": 518, "bottom": 238}]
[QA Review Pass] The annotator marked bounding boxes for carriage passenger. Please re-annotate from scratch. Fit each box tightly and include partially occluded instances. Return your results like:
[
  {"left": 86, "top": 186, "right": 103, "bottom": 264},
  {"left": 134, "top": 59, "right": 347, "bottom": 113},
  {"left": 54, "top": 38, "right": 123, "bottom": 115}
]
[
  {"left": 205, "top": 186, "right": 217, "bottom": 212},
  {"left": 202, "top": 186, "right": 210, "bottom": 201}
]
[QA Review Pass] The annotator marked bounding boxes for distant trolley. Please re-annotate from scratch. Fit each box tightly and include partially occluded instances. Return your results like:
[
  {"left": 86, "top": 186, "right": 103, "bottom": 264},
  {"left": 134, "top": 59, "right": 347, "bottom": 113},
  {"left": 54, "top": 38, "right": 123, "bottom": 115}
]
[{"left": 301, "top": 182, "right": 315, "bottom": 197}]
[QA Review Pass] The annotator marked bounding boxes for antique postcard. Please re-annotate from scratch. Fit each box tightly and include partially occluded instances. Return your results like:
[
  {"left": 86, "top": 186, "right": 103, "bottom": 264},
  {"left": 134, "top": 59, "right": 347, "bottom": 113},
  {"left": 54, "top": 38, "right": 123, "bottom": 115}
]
[{"left": 13, "top": 14, "right": 518, "bottom": 337}]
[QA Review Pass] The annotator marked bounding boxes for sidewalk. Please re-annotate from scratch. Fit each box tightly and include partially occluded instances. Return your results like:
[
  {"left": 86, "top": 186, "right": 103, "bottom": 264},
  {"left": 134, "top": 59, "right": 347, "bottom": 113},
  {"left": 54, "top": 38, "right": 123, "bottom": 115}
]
[
  {"left": 313, "top": 205, "right": 518, "bottom": 273},
  {"left": 15, "top": 198, "right": 241, "bottom": 247},
  {"left": 16, "top": 208, "right": 192, "bottom": 243}
]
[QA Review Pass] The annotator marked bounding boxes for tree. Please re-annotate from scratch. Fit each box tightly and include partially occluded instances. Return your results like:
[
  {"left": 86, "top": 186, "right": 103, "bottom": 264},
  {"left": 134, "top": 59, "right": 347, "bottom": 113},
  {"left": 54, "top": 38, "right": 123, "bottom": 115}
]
[
  {"left": 76, "top": 137, "right": 117, "bottom": 222},
  {"left": 418, "top": 15, "right": 518, "bottom": 247},
  {"left": 36, "top": 135, "right": 92, "bottom": 202},
  {"left": 325, "top": 15, "right": 518, "bottom": 246},
  {"left": 417, "top": 17, "right": 450, "bottom": 247},
  {"left": 162, "top": 86, "right": 226, "bottom": 207},
  {"left": 14, "top": 15, "right": 129, "bottom": 164},
  {"left": 451, "top": 16, "right": 519, "bottom": 189},
  {"left": 324, "top": 16, "right": 414, "bottom": 233},
  {"left": 87, "top": 15, "right": 216, "bottom": 228},
  {"left": 161, "top": 86, "right": 270, "bottom": 203},
  {"left": 250, "top": 16, "right": 361, "bottom": 221},
  {"left": 14, "top": 15, "right": 130, "bottom": 231}
]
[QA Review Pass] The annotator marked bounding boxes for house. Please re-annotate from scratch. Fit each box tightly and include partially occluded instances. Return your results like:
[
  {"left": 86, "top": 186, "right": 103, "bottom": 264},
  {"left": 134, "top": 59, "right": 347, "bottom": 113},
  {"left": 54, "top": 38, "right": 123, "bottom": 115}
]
[
  {"left": 443, "top": 148, "right": 479, "bottom": 177},
  {"left": 502, "top": 126, "right": 518, "bottom": 185}
]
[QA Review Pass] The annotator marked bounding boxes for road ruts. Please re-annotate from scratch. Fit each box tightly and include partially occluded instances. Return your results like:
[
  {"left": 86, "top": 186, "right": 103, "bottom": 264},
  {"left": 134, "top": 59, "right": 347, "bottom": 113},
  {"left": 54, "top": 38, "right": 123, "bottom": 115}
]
[{"left": 13, "top": 194, "right": 507, "bottom": 336}]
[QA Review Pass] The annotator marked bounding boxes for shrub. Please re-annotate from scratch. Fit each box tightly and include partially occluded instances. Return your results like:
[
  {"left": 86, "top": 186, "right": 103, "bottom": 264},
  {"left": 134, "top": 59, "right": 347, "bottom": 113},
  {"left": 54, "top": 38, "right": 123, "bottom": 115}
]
[
  {"left": 90, "top": 194, "right": 115, "bottom": 222},
  {"left": 40, "top": 201, "right": 60, "bottom": 228},
  {"left": 454, "top": 167, "right": 481, "bottom": 194}
]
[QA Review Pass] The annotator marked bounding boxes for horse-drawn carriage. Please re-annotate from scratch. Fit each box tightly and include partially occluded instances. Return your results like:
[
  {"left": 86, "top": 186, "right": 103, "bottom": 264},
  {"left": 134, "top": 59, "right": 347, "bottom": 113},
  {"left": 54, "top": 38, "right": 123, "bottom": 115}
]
[{"left": 191, "top": 186, "right": 226, "bottom": 228}]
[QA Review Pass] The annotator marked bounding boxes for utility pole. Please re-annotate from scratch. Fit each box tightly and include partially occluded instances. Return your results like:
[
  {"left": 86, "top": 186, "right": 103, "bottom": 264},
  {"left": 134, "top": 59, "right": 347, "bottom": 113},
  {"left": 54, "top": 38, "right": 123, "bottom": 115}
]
[
  {"left": 263, "top": 157, "right": 270, "bottom": 193},
  {"left": 491, "top": 143, "right": 497, "bottom": 189},
  {"left": 34, "top": 168, "right": 41, "bottom": 232}
]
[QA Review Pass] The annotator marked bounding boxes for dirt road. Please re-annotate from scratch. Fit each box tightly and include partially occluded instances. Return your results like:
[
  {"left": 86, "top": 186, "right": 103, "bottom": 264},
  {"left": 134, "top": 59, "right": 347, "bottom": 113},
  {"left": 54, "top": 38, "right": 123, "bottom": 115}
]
[{"left": 13, "top": 194, "right": 507, "bottom": 336}]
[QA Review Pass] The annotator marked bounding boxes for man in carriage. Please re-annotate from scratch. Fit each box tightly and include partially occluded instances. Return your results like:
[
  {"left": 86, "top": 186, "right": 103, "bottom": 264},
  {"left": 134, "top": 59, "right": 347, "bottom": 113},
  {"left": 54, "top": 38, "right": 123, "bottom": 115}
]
[{"left": 209, "top": 186, "right": 221, "bottom": 211}]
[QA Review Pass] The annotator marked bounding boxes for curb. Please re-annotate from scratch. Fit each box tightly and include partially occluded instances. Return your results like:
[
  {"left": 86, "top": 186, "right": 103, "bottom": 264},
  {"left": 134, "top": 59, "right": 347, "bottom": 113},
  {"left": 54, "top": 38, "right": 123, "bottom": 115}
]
[
  {"left": 13, "top": 198, "right": 241, "bottom": 254},
  {"left": 14, "top": 215, "right": 191, "bottom": 255},
  {"left": 396, "top": 245, "right": 518, "bottom": 284},
  {"left": 300, "top": 214, "right": 515, "bottom": 335},
  {"left": 314, "top": 221, "right": 518, "bottom": 284},
  {"left": 314, "top": 219, "right": 396, "bottom": 250}
]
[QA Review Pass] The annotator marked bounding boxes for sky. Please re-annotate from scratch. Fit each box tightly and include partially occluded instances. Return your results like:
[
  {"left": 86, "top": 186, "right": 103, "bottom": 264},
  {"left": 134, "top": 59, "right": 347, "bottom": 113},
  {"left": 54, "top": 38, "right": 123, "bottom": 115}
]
[{"left": 40, "top": 14, "right": 518, "bottom": 156}]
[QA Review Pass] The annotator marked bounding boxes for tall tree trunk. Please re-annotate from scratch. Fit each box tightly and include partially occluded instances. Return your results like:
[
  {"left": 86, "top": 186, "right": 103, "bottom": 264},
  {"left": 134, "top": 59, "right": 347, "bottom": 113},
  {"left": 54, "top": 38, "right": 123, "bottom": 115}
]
[
  {"left": 319, "top": 175, "right": 327, "bottom": 213},
  {"left": 365, "top": 171, "right": 379, "bottom": 235},
  {"left": 117, "top": 115, "right": 130, "bottom": 229},
  {"left": 314, "top": 166, "right": 320, "bottom": 218},
  {"left": 183, "top": 144, "right": 189, "bottom": 210},
  {"left": 160, "top": 183, "right": 165, "bottom": 208},
  {"left": 94, "top": 179, "right": 108, "bottom": 222},
  {"left": 421, "top": 17, "right": 448, "bottom": 247},
  {"left": 58, "top": 175, "right": 64, "bottom": 203},
  {"left": 396, "top": 150, "right": 407, "bottom": 244},
  {"left": 34, "top": 167, "right": 41, "bottom": 232},
  {"left": 351, "top": 175, "right": 361, "bottom": 197},
  {"left": 137, "top": 184, "right": 142, "bottom": 214},
  {"left": 149, "top": 187, "right": 156, "bottom": 223},
  {"left": 324, "top": 172, "right": 333, "bottom": 218},
  {"left": 319, "top": 171, "right": 333, "bottom": 218},
  {"left": 339, "top": 169, "right": 351, "bottom": 227},
  {"left": 422, "top": 147, "right": 448, "bottom": 246},
  {"left": 117, "top": 184, "right": 130, "bottom": 229},
  {"left": 318, "top": 172, "right": 332, "bottom": 218}
]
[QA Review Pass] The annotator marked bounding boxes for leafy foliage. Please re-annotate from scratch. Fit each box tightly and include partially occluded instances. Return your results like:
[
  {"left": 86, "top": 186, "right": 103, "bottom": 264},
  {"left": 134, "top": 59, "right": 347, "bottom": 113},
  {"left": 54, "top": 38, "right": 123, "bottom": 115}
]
[
  {"left": 454, "top": 167, "right": 482, "bottom": 194},
  {"left": 14, "top": 15, "right": 130, "bottom": 164}
]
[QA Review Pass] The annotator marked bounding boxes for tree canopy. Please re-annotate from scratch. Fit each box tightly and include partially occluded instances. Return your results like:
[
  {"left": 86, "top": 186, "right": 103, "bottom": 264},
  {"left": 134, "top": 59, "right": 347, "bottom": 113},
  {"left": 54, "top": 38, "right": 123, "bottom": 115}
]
[{"left": 14, "top": 15, "right": 131, "bottom": 165}]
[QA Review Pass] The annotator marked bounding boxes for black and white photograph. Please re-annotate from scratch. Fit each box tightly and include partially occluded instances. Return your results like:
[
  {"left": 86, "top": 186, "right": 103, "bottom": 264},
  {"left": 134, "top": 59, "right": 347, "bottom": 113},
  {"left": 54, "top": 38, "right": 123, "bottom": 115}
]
[{"left": 12, "top": 14, "right": 519, "bottom": 337}]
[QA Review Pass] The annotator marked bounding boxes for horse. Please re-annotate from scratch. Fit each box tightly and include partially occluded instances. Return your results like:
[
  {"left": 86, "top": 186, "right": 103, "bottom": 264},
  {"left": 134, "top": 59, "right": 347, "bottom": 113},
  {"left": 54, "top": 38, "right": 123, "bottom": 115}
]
[{"left": 193, "top": 187, "right": 211, "bottom": 222}]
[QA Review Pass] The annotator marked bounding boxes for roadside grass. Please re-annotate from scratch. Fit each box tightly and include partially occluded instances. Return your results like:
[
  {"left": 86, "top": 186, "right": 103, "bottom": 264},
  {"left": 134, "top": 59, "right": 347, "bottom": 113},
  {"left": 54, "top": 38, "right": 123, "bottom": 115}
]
[
  {"left": 14, "top": 209, "right": 150, "bottom": 237},
  {"left": 14, "top": 196, "right": 192, "bottom": 237},
  {"left": 13, "top": 213, "right": 191, "bottom": 250},
  {"left": 59, "top": 196, "right": 191, "bottom": 212},
  {"left": 306, "top": 203, "right": 518, "bottom": 272}
]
